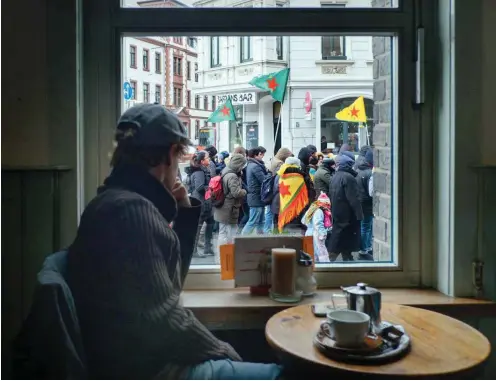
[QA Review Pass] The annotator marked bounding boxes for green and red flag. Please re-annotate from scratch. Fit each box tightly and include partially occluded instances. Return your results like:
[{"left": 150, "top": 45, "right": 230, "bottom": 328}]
[
  {"left": 249, "top": 68, "right": 290, "bottom": 103},
  {"left": 207, "top": 98, "right": 236, "bottom": 123}
]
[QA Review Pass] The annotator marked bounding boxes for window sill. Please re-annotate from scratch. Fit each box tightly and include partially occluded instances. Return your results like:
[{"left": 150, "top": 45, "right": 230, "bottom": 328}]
[
  {"left": 315, "top": 59, "right": 354, "bottom": 65},
  {"left": 182, "top": 288, "right": 495, "bottom": 330}
]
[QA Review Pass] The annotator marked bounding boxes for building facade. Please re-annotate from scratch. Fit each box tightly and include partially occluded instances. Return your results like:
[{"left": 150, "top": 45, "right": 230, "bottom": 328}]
[
  {"left": 193, "top": 0, "right": 375, "bottom": 158},
  {"left": 122, "top": 0, "right": 213, "bottom": 143}
]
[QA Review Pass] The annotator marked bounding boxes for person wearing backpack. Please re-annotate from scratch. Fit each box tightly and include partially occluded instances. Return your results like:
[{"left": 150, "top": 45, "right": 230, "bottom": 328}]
[
  {"left": 241, "top": 147, "right": 268, "bottom": 235},
  {"left": 185, "top": 151, "right": 215, "bottom": 257},
  {"left": 213, "top": 154, "right": 247, "bottom": 264}
]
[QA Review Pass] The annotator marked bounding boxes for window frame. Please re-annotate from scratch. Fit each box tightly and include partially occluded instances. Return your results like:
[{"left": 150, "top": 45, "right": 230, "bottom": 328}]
[
  {"left": 129, "top": 44, "right": 137, "bottom": 68},
  {"left": 142, "top": 48, "right": 149, "bottom": 71},
  {"left": 210, "top": 36, "right": 220, "bottom": 67},
  {"left": 187, "top": 61, "right": 191, "bottom": 80},
  {"left": 321, "top": 35, "right": 347, "bottom": 60},
  {"left": 195, "top": 94, "right": 200, "bottom": 109},
  {"left": 84, "top": 0, "right": 437, "bottom": 290},
  {"left": 155, "top": 51, "right": 161, "bottom": 73},
  {"left": 203, "top": 95, "right": 208, "bottom": 110},
  {"left": 240, "top": 36, "right": 252, "bottom": 62},
  {"left": 155, "top": 84, "right": 161, "bottom": 103},
  {"left": 129, "top": 80, "right": 137, "bottom": 100},
  {"left": 142, "top": 82, "right": 149, "bottom": 102}
]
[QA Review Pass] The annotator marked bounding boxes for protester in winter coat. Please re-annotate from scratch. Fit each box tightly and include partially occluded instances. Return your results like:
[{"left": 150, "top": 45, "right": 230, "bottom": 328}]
[
  {"left": 269, "top": 147, "right": 292, "bottom": 174},
  {"left": 328, "top": 151, "right": 364, "bottom": 261},
  {"left": 205, "top": 145, "right": 218, "bottom": 178},
  {"left": 276, "top": 157, "right": 315, "bottom": 233},
  {"left": 213, "top": 154, "right": 247, "bottom": 264},
  {"left": 185, "top": 151, "right": 215, "bottom": 257},
  {"left": 355, "top": 146, "right": 374, "bottom": 261},
  {"left": 313, "top": 158, "right": 335, "bottom": 198},
  {"left": 302, "top": 192, "right": 332, "bottom": 263},
  {"left": 241, "top": 147, "right": 268, "bottom": 235}
]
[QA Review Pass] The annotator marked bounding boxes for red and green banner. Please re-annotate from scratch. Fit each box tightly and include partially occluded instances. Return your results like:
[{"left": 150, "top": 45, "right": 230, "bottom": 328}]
[
  {"left": 249, "top": 68, "right": 290, "bottom": 103},
  {"left": 207, "top": 98, "right": 236, "bottom": 123}
]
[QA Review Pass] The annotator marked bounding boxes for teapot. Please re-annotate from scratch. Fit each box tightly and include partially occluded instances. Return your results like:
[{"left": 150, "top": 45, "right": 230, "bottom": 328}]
[{"left": 331, "top": 282, "right": 382, "bottom": 334}]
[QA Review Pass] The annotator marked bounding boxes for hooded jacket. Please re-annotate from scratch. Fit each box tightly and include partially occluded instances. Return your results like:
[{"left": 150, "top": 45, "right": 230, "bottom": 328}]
[
  {"left": 328, "top": 153, "right": 364, "bottom": 253},
  {"left": 314, "top": 160, "right": 335, "bottom": 198},
  {"left": 213, "top": 154, "right": 247, "bottom": 224},
  {"left": 297, "top": 147, "right": 313, "bottom": 174},
  {"left": 245, "top": 157, "right": 268, "bottom": 207},
  {"left": 269, "top": 148, "right": 292, "bottom": 174}
]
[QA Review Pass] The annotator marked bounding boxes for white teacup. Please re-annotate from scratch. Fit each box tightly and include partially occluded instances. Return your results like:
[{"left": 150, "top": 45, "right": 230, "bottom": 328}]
[{"left": 321, "top": 309, "right": 370, "bottom": 348}]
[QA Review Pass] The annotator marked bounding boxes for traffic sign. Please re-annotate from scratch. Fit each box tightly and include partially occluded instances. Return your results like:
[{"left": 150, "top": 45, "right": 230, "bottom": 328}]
[{"left": 123, "top": 82, "right": 134, "bottom": 101}]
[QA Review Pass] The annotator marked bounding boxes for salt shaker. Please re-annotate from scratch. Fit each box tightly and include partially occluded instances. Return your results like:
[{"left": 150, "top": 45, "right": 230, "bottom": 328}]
[{"left": 296, "top": 251, "right": 317, "bottom": 296}]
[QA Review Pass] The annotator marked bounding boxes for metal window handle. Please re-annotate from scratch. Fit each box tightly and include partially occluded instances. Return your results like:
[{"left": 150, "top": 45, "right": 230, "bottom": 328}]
[{"left": 415, "top": 27, "right": 425, "bottom": 105}]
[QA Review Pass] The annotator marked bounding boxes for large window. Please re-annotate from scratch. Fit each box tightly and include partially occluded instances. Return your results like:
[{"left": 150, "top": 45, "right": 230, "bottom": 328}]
[
  {"left": 129, "top": 45, "right": 136, "bottom": 68},
  {"left": 194, "top": 63, "right": 199, "bottom": 82},
  {"left": 130, "top": 80, "right": 137, "bottom": 100},
  {"left": 174, "top": 87, "right": 182, "bottom": 106},
  {"left": 210, "top": 36, "right": 220, "bottom": 67},
  {"left": 322, "top": 36, "right": 346, "bottom": 60},
  {"left": 142, "top": 82, "right": 149, "bottom": 103},
  {"left": 240, "top": 36, "right": 252, "bottom": 62},
  {"left": 187, "top": 61, "right": 191, "bottom": 80},
  {"left": 195, "top": 95, "right": 200, "bottom": 109},
  {"left": 155, "top": 85, "right": 161, "bottom": 103},
  {"left": 106, "top": 0, "right": 431, "bottom": 289},
  {"left": 155, "top": 52, "right": 161, "bottom": 73},
  {"left": 173, "top": 57, "right": 182, "bottom": 76},
  {"left": 276, "top": 36, "right": 283, "bottom": 60},
  {"left": 187, "top": 90, "right": 191, "bottom": 108},
  {"left": 321, "top": 4, "right": 346, "bottom": 60},
  {"left": 142, "top": 48, "right": 149, "bottom": 71}
]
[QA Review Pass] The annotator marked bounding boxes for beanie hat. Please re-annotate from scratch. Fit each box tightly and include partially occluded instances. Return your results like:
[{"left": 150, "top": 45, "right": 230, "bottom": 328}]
[
  {"left": 317, "top": 191, "right": 330, "bottom": 205},
  {"left": 285, "top": 156, "right": 301, "bottom": 167}
]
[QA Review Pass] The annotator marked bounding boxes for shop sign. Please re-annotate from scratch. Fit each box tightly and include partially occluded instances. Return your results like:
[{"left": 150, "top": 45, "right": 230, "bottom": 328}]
[{"left": 217, "top": 92, "right": 257, "bottom": 105}]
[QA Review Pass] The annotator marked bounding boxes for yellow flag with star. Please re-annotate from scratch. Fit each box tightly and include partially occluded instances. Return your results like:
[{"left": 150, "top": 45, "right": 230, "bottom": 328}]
[
  {"left": 276, "top": 164, "right": 309, "bottom": 233},
  {"left": 335, "top": 96, "right": 368, "bottom": 123}
]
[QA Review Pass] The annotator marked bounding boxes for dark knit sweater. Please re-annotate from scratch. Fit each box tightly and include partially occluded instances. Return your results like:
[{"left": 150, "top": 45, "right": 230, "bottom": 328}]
[{"left": 67, "top": 164, "right": 240, "bottom": 379}]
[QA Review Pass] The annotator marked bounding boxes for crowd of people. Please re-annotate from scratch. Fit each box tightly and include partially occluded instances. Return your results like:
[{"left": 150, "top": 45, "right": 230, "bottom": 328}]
[{"left": 185, "top": 140, "right": 375, "bottom": 263}]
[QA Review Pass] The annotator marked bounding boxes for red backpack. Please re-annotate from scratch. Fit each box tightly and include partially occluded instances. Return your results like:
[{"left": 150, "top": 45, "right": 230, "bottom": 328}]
[{"left": 205, "top": 174, "right": 227, "bottom": 208}]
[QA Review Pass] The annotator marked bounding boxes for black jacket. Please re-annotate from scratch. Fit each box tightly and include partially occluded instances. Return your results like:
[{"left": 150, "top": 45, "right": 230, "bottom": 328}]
[
  {"left": 185, "top": 165, "right": 212, "bottom": 219},
  {"left": 328, "top": 159, "right": 363, "bottom": 253},
  {"left": 245, "top": 158, "right": 268, "bottom": 207},
  {"left": 66, "top": 164, "right": 240, "bottom": 379}
]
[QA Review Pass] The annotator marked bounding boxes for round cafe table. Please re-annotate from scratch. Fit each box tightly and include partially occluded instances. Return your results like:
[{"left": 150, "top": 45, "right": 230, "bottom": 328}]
[{"left": 265, "top": 303, "right": 491, "bottom": 379}]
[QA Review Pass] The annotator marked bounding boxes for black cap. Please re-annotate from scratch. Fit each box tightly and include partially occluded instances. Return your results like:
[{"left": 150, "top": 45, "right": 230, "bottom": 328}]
[{"left": 117, "top": 103, "right": 192, "bottom": 147}]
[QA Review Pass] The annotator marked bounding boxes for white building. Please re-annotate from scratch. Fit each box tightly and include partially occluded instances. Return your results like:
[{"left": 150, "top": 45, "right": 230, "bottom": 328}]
[
  {"left": 122, "top": 37, "right": 165, "bottom": 109},
  {"left": 193, "top": 0, "right": 375, "bottom": 158}
]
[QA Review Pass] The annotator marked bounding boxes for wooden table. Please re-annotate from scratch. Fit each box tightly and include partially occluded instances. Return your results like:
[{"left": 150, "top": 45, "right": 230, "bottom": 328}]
[{"left": 265, "top": 303, "right": 491, "bottom": 379}]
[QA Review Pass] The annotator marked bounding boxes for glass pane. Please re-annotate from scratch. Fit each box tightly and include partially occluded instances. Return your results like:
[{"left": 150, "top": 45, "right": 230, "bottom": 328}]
[
  {"left": 122, "top": 0, "right": 400, "bottom": 8},
  {"left": 121, "top": 34, "right": 396, "bottom": 268}
]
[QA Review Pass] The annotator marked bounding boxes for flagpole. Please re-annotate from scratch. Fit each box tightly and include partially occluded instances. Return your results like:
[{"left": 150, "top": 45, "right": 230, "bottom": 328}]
[{"left": 273, "top": 102, "right": 283, "bottom": 151}]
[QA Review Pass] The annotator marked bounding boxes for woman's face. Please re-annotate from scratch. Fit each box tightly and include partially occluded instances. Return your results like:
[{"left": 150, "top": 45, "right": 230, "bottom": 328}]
[{"left": 201, "top": 153, "right": 210, "bottom": 166}]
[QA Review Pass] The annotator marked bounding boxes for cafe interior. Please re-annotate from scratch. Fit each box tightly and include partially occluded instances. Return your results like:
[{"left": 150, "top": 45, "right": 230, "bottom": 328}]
[{"left": 2, "top": 0, "right": 496, "bottom": 379}]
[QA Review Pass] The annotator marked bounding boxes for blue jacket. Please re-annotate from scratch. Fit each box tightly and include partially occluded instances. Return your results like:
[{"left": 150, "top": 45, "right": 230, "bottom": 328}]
[
  {"left": 245, "top": 158, "right": 268, "bottom": 207},
  {"left": 12, "top": 251, "right": 87, "bottom": 379}
]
